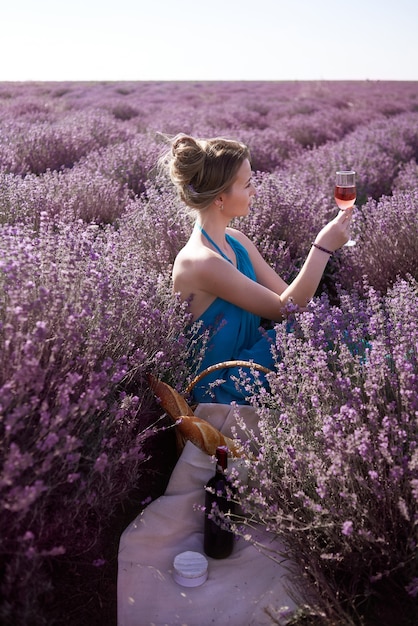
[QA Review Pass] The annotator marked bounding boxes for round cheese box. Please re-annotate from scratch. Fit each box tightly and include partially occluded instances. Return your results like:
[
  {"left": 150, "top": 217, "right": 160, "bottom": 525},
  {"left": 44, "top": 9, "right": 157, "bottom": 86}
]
[{"left": 173, "top": 551, "right": 208, "bottom": 587}]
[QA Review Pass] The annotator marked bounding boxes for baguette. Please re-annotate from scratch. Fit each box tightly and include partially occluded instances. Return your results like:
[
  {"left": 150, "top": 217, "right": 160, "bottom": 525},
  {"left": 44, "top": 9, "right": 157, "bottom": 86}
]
[
  {"left": 176, "top": 415, "right": 243, "bottom": 457},
  {"left": 148, "top": 375, "right": 194, "bottom": 419},
  {"left": 148, "top": 374, "right": 243, "bottom": 457}
]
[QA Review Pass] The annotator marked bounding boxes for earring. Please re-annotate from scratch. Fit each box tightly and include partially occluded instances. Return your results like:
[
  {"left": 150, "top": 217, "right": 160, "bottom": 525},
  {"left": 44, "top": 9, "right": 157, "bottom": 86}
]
[{"left": 220, "top": 203, "right": 224, "bottom": 211}]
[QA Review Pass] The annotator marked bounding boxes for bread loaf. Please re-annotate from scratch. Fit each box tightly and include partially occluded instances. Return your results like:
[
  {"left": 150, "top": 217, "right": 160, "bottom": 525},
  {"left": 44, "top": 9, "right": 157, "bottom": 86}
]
[
  {"left": 148, "top": 375, "right": 194, "bottom": 418},
  {"left": 148, "top": 374, "right": 243, "bottom": 457},
  {"left": 176, "top": 415, "right": 243, "bottom": 457}
]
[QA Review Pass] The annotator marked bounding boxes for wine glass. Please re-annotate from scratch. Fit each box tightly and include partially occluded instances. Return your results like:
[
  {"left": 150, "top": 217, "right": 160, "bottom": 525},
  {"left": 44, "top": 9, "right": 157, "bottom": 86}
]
[{"left": 335, "top": 170, "right": 356, "bottom": 247}]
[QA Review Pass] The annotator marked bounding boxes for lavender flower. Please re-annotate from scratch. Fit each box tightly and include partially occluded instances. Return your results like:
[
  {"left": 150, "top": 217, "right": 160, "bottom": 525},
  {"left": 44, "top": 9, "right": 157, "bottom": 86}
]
[{"left": 1, "top": 78, "right": 418, "bottom": 625}]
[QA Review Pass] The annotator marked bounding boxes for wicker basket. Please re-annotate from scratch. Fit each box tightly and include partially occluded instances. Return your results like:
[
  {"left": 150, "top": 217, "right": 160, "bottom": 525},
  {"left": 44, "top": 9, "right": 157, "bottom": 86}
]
[
  {"left": 149, "top": 360, "right": 272, "bottom": 457},
  {"left": 181, "top": 360, "right": 271, "bottom": 455},
  {"left": 185, "top": 359, "right": 271, "bottom": 395}
]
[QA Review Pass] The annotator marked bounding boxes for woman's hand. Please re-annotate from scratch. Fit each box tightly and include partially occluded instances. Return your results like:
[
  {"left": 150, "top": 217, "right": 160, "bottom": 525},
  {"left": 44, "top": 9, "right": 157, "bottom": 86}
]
[{"left": 315, "top": 207, "right": 354, "bottom": 252}]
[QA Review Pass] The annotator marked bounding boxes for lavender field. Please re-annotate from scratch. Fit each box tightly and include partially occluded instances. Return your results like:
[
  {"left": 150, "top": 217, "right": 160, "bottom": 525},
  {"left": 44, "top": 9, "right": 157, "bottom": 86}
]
[{"left": 1, "top": 80, "right": 418, "bottom": 625}]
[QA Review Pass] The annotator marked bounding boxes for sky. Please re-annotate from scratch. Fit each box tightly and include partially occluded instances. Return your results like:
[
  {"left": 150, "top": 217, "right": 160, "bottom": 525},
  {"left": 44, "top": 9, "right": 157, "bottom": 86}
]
[{"left": 1, "top": 0, "right": 417, "bottom": 82}]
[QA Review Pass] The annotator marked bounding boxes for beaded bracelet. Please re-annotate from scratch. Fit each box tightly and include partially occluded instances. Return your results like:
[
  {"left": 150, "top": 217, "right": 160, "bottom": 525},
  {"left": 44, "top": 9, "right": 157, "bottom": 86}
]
[{"left": 311, "top": 242, "right": 333, "bottom": 256}]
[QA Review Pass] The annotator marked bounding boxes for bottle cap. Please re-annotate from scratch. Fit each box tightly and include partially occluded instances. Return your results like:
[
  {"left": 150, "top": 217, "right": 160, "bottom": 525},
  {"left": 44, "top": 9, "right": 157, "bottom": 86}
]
[{"left": 173, "top": 551, "right": 208, "bottom": 587}]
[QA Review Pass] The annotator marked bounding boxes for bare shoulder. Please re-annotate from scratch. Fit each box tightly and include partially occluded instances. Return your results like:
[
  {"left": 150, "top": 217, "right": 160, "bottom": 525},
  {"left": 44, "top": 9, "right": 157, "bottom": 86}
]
[
  {"left": 226, "top": 227, "right": 259, "bottom": 254},
  {"left": 173, "top": 239, "right": 219, "bottom": 288},
  {"left": 172, "top": 238, "right": 233, "bottom": 317},
  {"left": 226, "top": 227, "right": 251, "bottom": 245},
  {"left": 173, "top": 239, "right": 213, "bottom": 272}
]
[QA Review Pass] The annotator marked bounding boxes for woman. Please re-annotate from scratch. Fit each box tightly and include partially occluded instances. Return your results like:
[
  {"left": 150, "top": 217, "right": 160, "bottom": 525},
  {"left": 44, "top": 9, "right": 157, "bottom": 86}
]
[{"left": 161, "top": 134, "right": 353, "bottom": 404}]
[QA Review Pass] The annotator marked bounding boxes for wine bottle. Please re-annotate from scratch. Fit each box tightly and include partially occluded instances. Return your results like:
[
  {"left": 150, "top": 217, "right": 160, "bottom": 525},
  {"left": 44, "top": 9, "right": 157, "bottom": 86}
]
[{"left": 203, "top": 445, "right": 235, "bottom": 559}]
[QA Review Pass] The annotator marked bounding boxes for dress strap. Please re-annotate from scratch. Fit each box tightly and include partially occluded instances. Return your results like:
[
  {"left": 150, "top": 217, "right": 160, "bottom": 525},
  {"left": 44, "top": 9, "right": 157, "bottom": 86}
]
[{"left": 196, "top": 224, "right": 233, "bottom": 265}]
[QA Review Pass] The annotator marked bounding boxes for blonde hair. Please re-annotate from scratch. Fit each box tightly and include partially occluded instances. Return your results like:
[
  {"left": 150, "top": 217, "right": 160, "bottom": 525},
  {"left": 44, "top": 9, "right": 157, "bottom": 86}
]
[{"left": 159, "top": 133, "right": 250, "bottom": 211}]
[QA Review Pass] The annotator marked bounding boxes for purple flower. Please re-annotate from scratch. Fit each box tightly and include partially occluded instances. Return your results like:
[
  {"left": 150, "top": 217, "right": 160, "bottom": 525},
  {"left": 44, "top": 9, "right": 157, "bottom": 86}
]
[
  {"left": 1, "top": 79, "right": 418, "bottom": 626},
  {"left": 93, "top": 453, "right": 108, "bottom": 474}
]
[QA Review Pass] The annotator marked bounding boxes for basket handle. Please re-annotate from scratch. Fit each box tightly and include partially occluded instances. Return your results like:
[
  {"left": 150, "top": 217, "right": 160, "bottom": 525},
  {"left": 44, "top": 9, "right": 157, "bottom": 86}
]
[{"left": 185, "top": 360, "right": 271, "bottom": 395}]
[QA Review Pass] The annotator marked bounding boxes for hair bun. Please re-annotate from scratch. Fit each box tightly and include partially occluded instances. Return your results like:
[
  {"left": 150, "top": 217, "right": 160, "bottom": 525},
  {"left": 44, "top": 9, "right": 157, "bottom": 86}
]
[
  {"left": 171, "top": 133, "right": 200, "bottom": 153},
  {"left": 170, "top": 134, "right": 206, "bottom": 182},
  {"left": 158, "top": 132, "right": 250, "bottom": 211}
]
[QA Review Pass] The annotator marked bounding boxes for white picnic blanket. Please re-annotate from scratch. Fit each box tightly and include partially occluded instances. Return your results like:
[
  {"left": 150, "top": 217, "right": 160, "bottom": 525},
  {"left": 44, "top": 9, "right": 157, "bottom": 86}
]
[{"left": 117, "top": 404, "right": 301, "bottom": 626}]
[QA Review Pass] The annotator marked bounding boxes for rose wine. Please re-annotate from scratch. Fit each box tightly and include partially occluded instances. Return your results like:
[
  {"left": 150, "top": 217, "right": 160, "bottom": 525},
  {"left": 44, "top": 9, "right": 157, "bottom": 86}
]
[
  {"left": 334, "top": 185, "right": 356, "bottom": 210},
  {"left": 204, "top": 446, "right": 235, "bottom": 559}
]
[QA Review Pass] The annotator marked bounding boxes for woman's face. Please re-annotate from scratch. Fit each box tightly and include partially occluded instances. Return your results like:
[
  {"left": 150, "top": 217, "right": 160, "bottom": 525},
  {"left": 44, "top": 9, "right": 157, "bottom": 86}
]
[{"left": 222, "top": 159, "right": 256, "bottom": 218}]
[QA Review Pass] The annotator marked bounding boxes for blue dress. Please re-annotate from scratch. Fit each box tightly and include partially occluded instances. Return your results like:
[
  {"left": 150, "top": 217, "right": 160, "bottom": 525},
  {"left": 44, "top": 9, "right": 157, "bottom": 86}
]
[{"left": 190, "top": 232, "right": 276, "bottom": 405}]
